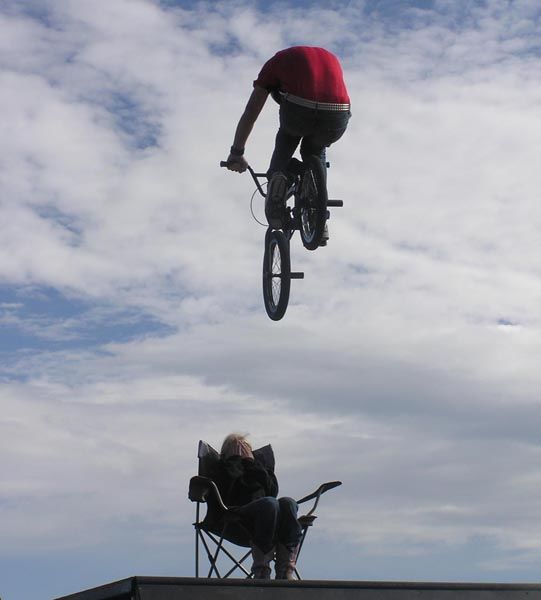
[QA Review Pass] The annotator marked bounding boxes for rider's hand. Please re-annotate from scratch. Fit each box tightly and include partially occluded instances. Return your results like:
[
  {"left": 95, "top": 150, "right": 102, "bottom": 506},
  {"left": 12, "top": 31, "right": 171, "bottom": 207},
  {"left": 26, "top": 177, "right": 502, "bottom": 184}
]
[{"left": 226, "top": 153, "right": 248, "bottom": 173}]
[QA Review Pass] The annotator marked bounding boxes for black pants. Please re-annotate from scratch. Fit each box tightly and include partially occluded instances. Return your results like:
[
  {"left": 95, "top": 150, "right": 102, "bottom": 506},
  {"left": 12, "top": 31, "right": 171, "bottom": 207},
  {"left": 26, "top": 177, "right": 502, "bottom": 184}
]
[
  {"left": 268, "top": 100, "right": 351, "bottom": 176},
  {"left": 235, "top": 496, "right": 302, "bottom": 554}
]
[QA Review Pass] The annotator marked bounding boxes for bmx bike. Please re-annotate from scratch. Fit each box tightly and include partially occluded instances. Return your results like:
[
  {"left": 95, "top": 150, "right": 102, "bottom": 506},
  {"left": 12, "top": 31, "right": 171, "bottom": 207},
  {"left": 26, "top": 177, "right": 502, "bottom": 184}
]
[{"left": 220, "top": 155, "right": 343, "bottom": 321}]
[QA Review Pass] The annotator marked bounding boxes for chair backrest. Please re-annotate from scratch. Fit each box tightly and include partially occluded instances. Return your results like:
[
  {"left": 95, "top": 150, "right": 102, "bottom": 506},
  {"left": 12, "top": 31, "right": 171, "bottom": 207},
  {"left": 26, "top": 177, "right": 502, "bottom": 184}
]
[
  {"left": 197, "top": 441, "right": 220, "bottom": 478},
  {"left": 197, "top": 440, "right": 275, "bottom": 478}
]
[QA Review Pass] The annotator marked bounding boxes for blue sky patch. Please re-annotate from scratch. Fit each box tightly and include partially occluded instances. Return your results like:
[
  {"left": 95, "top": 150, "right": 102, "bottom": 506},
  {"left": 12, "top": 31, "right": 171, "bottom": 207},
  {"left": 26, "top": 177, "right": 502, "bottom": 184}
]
[{"left": 0, "top": 285, "right": 174, "bottom": 355}]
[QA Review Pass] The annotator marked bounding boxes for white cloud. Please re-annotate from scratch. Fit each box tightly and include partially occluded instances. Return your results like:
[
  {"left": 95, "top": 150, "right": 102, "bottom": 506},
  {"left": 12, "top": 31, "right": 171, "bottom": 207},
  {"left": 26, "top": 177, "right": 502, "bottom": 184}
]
[{"left": 2, "top": 1, "right": 541, "bottom": 597}]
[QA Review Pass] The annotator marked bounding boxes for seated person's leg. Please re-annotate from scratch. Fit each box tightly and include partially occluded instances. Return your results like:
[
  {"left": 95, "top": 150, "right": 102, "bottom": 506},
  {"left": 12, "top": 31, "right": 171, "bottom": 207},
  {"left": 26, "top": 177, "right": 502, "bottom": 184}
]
[
  {"left": 236, "top": 497, "right": 279, "bottom": 578},
  {"left": 276, "top": 497, "right": 302, "bottom": 548},
  {"left": 275, "top": 497, "right": 302, "bottom": 580},
  {"left": 236, "top": 496, "right": 279, "bottom": 553}
]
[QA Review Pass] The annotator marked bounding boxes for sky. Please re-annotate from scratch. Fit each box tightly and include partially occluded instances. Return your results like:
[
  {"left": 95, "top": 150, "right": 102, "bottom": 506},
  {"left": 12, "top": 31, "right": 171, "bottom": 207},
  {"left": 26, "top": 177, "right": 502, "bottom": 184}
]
[{"left": 1, "top": 0, "right": 541, "bottom": 598}]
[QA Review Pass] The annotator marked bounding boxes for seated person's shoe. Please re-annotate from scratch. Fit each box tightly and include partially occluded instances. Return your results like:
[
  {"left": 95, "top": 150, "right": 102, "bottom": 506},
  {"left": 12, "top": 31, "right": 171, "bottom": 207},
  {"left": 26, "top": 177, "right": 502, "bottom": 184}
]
[
  {"left": 265, "top": 172, "right": 288, "bottom": 229},
  {"left": 275, "top": 543, "right": 298, "bottom": 580},
  {"left": 252, "top": 566, "right": 272, "bottom": 579},
  {"left": 251, "top": 544, "right": 274, "bottom": 580}
]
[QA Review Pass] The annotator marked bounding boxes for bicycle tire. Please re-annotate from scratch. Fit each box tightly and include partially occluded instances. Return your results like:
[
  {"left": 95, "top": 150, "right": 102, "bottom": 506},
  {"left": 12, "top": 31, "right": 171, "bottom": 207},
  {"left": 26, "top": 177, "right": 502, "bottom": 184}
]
[
  {"left": 262, "top": 228, "right": 291, "bottom": 321},
  {"left": 298, "top": 155, "right": 328, "bottom": 251}
]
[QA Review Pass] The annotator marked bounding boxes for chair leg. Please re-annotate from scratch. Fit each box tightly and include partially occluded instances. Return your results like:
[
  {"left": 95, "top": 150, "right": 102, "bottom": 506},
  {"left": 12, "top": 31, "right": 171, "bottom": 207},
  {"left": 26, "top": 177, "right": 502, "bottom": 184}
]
[
  {"left": 195, "top": 504, "right": 200, "bottom": 577},
  {"left": 296, "top": 526, "right": 309, "bottom": 559},
  {"left": 223, "top": 548, "right": 252, "bottom": 578},
  {"left": 196, "top": 529, "right": 222, "bottom": 578},
  {"left": 209, "top": 535, "right": 226, "bottom": 578},
  {"left": 199, "top": 529, "right": 253, "bottom": 578},
  {"left": 195, "top": 529, "right": 200, "bottom": 577}
]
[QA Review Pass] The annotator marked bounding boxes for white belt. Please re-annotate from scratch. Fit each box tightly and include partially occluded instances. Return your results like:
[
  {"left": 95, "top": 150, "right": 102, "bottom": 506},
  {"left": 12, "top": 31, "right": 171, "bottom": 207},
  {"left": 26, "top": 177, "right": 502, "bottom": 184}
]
[{"left": 281, "top": 92, "right": 350, "bottom": 112}]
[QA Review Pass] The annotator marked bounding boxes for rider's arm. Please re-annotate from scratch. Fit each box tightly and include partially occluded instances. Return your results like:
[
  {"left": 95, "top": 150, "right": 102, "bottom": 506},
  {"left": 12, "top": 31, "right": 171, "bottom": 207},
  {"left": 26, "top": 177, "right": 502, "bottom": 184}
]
[{"left": 227, "top": 86, "right": 269, "bottom": 173}]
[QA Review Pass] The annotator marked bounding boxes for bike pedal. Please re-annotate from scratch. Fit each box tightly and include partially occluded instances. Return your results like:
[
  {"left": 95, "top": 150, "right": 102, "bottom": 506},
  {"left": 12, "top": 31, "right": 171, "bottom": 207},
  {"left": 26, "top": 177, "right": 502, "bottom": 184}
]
[
  {"left": 290, "top": 272, "right": 304, "bottom": 279},
  {"left": 327, "top": 199, "right": 343, "bottom": 207}
]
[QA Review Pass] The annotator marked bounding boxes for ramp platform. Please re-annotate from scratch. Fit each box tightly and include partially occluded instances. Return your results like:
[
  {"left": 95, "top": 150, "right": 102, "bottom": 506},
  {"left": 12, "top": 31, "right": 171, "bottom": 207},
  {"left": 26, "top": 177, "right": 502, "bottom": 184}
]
[{"left": 54, "top": 576, "right": 541, "bottom": 600}]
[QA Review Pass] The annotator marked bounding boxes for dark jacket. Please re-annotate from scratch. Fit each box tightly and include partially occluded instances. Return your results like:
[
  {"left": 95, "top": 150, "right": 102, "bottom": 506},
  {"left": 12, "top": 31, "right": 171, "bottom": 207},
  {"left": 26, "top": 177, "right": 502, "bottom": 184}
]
[{"left": 211, "top": 456, "right": 278, "bottom": 507}]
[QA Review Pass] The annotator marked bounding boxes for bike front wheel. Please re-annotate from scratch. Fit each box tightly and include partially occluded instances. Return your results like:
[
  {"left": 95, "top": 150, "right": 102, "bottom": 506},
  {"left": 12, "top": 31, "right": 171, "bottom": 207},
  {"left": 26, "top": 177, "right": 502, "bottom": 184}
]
[
  {"left": 262, "top": 229, "right": 291, "bottom": 321},
  {"left": 298, "top": 155, "right": 328, "bottom": 251}
]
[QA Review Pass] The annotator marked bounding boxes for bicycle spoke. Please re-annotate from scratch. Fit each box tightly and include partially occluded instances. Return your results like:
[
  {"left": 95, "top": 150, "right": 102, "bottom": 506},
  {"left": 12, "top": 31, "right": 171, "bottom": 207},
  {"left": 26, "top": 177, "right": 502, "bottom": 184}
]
[
  {"left": 272, "top": 246, "right": 281, "bottom": 273},
  {"left": 272, "top": 280, "right": 281, "bottom": 305},
  {"left": 270, "top": 243, "right": 282, "bottom": 307}
]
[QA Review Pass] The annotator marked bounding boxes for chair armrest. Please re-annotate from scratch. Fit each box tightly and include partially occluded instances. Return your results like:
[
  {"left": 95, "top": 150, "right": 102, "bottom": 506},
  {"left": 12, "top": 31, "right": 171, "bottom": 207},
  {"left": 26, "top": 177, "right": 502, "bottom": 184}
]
[
  {"left": 188, "top": 476, "right": 228, "bottom": 513},
  {"left": 296, "top": 481, "right": 342, "bottom": 517}
]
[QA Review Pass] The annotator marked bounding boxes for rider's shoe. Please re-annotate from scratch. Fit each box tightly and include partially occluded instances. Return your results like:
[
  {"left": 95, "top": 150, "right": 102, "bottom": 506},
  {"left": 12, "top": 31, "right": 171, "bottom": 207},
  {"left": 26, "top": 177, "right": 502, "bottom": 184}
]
[
  {"left": 319, "top": 223, "right": 329, "bottom": 247},
  {"left": 265, "top": 172, "right": 288, "bottom": 229}
]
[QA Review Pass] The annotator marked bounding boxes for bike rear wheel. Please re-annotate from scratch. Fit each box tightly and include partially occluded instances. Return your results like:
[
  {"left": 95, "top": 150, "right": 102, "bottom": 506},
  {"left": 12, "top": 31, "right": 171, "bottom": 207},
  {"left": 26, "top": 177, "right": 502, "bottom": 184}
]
[
  {"left": 298, "top": 155, "right": 328, "bottom": 251},
  {"left": 262, "top": 229, "right": 291, "bottom": 321}
]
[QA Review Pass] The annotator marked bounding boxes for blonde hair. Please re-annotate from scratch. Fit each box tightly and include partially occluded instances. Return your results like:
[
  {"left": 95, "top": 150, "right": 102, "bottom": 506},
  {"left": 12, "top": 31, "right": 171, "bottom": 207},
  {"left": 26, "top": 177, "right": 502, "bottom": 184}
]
[{"left": 221, "top": 433, "right": 253, "bottom": 459}]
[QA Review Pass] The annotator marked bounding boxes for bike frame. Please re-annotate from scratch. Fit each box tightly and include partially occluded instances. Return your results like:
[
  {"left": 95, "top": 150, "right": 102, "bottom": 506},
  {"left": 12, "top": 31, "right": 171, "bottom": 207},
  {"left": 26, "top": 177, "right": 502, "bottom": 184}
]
[
  {"left": 220, "top": 157, "right": 343, "bottom": 320},
  {"left": 245, "top": 165, "right": 267, "bottom": 198},
  {"left": 220, "top": 159, "right": 342, "bottom": 226}
]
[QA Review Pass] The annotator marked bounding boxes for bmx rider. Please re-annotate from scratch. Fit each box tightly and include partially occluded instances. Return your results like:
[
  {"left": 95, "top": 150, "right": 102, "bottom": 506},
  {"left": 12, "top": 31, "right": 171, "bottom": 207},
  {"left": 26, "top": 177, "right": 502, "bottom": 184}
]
[{"left": 224, "top": 46, "right": 351, "bottom": 243}]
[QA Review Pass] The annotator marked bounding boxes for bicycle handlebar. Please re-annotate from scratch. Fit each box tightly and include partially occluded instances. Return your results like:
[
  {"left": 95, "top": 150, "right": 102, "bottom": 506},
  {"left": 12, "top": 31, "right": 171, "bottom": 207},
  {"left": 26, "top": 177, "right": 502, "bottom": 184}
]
[{"left": 220, "top": 160, "right": 267, "bottom": 197}]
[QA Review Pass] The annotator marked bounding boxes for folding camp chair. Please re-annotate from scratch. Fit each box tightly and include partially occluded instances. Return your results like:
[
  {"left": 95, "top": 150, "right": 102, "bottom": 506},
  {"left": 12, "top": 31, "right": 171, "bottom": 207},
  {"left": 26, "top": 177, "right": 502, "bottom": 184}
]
[{"left": 188, "top": 440, "right": 342, "bottom": 579}]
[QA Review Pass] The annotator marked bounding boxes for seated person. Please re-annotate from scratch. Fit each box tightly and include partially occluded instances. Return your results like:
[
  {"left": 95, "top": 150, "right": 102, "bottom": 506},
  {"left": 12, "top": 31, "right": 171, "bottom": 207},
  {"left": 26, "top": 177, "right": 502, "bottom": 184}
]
[{"left": 206, "top": 433, "right": 302, "bottom": 580}]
